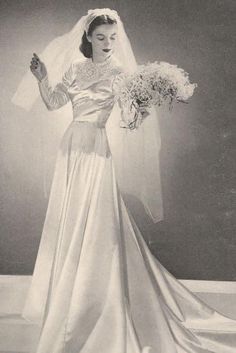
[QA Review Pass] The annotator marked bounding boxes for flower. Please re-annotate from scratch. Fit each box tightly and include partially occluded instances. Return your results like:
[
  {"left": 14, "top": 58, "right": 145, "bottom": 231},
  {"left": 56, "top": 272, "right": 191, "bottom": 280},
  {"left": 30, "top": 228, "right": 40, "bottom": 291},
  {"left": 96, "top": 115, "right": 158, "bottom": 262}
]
[{"left": 113, "top": 61, "right": 197, "bottom": 129}]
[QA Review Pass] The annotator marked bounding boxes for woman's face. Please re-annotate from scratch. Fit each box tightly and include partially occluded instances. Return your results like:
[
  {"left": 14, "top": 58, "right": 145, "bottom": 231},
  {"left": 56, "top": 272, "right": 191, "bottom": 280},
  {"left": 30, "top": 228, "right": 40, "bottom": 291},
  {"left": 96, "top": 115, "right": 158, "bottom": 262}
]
[{"left": 87, "top": 23, "right": 118, "bottom": 61}]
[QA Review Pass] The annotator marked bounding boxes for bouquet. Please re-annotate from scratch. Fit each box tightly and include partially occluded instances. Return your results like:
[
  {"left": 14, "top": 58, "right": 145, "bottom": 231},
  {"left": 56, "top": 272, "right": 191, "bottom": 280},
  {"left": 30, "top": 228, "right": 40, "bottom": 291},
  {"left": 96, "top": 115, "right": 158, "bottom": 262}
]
[{"left": 113, "top": 61, "right": 197, "bottom": 129}]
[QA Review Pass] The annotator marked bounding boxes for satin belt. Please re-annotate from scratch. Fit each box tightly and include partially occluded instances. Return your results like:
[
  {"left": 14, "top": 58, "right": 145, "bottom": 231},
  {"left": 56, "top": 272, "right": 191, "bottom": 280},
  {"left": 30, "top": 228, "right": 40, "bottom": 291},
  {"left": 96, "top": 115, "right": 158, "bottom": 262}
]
[
  {"left": 72, "top": 119, "right": 106, "bottom": 129},
  {"left": 60, "top": 120, "right": 111, "bottom": 158}
]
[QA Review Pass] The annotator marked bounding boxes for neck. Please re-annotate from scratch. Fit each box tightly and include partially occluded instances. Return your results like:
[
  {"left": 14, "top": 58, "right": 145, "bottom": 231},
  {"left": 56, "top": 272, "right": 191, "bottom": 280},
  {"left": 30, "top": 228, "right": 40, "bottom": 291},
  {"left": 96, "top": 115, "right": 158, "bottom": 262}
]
[{"left": 92, "top": 53, "right": 112, "bottom": 64}]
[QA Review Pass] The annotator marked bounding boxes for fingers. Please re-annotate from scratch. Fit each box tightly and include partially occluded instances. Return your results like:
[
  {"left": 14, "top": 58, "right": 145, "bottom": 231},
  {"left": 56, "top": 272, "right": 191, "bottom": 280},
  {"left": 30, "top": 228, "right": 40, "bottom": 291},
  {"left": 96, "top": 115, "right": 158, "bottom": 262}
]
[
  {"left": 128, "top": 120, "right": 136, "bottom": 130},
  {"left": 30, "top": 53, "right": 40, "bottom": 71},
  {"left": 30, "top": 53, "right": 41, "bottom": 65},
  {"left": 30, "top": 61, "right": 38, "bottom": 71},
  {"left": 31, "top": 57, "right": 39, "bottom": 65},
  {"left": 33, "top": 53, "right": 40, "bottom": 60}
]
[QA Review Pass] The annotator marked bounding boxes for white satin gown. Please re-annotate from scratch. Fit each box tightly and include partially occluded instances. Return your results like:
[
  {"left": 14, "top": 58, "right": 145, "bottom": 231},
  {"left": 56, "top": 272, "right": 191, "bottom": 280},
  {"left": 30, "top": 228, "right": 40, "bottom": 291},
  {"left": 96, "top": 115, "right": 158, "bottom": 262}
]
[{"left": 22, "top": 56, "right": 236, "bottom": 353}]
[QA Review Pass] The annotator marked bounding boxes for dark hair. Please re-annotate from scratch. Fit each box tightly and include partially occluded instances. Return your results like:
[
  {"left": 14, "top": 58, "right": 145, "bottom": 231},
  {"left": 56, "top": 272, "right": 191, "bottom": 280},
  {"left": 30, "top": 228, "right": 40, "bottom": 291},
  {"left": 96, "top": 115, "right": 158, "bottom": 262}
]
[{"left": 80, "top": 15, "right": 117, "bottom": 58}]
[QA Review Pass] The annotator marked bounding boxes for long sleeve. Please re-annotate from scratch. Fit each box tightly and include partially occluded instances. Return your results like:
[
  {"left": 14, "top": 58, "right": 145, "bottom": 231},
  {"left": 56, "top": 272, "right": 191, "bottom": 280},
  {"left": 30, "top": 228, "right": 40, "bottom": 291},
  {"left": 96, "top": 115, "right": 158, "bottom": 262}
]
[
  {"left": 112, "top": 71, "right": 136, "bottom": 129},
  {"left": 38, "top": 64, "right": 74, "bottom": 111},
  {"left": 118, "top": 99, "right": 139, "bottom": 128}
]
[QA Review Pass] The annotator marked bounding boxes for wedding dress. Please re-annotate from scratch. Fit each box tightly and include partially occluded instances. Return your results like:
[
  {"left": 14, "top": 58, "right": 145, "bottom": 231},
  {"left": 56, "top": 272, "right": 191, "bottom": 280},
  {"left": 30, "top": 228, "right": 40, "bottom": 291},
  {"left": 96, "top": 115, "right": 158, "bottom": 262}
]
[{"left": 21, "top": 55, "right": 236, "bottom": 353}]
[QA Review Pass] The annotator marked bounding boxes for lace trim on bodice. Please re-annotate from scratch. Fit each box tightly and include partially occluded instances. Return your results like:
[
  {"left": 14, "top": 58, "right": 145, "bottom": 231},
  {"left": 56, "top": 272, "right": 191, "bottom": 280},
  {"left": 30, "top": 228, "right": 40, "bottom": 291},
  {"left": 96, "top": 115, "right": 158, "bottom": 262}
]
[
  {"left": 71, "top": 56, "right": 123, "bottom": 89},
  {"left": 38, "top": 56, "right": 138, "bottom": 129}
]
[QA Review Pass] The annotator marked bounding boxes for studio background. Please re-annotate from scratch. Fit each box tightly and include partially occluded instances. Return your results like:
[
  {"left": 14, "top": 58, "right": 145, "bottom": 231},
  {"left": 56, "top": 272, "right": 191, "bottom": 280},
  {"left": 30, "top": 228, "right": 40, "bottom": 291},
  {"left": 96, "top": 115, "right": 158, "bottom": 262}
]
[{"left": 0, "top": 0, "right": 235, "bottom": 280}]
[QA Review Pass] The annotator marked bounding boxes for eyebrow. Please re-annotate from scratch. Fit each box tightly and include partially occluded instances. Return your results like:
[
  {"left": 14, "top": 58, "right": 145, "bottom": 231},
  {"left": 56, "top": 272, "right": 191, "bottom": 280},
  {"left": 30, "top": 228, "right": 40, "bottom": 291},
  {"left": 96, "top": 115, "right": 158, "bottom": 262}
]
[{"left": 96, "top": 32, "right": 117, "bottom": 37}]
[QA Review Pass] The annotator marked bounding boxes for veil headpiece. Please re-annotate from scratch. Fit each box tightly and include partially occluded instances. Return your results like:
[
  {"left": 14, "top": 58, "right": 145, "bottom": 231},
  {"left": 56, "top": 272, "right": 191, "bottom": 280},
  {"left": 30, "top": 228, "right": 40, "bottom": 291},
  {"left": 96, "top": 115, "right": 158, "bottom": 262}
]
[
  {"left": 12, "top": 8, "right": 163, "bottom": 223},
  {"left": 84, "top": 9, "right": 120, "bottom": 34}
]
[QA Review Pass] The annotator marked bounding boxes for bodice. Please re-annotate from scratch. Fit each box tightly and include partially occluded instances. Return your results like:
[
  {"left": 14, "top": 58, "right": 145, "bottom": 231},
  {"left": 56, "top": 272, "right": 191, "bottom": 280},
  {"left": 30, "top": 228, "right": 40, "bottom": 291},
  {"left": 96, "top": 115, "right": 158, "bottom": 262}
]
[
  {"left": 68, "top": 76, "right": 117, "bottom": 128},
  {"left": 37, "top": 56, "right": 130, "bottom": 158},
  {"left": 38, "top": 56, "right": 123, "bottom": 129}
]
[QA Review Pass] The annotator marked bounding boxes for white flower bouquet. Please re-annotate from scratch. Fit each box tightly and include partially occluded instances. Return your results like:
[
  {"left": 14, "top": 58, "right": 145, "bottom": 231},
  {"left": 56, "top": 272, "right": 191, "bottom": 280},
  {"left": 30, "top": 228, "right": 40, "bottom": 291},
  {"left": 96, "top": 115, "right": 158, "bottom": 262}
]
[{"left": 113, "top": 61, "right": 197, "bottom": 129}]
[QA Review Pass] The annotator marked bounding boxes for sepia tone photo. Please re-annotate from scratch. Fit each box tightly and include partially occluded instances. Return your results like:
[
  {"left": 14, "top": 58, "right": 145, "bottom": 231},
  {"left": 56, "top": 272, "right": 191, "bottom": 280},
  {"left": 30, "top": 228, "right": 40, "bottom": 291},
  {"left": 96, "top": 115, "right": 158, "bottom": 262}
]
[{"left": 0, "top": 0, "right": 235, "bottom": 352}]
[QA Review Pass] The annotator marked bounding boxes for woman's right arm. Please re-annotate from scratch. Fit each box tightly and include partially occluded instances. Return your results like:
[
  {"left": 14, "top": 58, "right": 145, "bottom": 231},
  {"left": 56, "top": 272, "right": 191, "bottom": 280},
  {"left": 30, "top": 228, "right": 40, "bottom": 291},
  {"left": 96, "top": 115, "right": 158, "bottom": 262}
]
[
  {"left": 37, "top": 76, "right": 70, "bottom": 111},
  {"left": 30, "top": 53, "right": 72, "bottom": 111}
]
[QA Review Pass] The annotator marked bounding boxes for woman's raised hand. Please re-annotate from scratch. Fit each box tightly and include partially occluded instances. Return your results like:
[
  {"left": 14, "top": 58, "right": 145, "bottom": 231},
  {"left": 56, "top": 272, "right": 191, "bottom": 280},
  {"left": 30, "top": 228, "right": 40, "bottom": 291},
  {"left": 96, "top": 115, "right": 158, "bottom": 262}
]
[{"left": 30, "top": 53, "right": 47, "bottom": 81}]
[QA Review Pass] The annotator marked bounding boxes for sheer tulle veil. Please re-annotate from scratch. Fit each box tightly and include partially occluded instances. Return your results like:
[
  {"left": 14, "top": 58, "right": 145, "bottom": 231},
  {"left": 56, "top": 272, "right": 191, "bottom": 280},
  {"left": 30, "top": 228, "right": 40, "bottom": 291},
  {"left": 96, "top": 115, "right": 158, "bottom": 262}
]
[{"left": 12, "top": 8, "right": 163, "bottom": 223}]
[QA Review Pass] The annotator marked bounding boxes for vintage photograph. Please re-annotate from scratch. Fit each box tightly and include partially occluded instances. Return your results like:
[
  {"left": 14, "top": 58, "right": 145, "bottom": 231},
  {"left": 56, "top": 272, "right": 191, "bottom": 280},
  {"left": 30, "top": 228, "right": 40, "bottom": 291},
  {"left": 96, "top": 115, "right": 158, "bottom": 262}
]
[{"left": 0, "top": 0, "right": 235, "bottom": 352}]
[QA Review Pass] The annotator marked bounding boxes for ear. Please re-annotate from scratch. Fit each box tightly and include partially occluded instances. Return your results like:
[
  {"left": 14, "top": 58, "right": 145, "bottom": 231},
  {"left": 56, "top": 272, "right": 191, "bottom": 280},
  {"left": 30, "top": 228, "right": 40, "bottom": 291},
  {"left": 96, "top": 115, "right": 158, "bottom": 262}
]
[{"left": 87, "top": 35, "right": 92, "bottom": 43}]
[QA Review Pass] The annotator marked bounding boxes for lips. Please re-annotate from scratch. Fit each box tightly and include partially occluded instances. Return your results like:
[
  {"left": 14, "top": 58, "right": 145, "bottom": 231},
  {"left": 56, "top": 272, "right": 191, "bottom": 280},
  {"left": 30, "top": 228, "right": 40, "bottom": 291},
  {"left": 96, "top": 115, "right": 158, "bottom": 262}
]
[{"left": 103, "top": 49, "right": 111, "bottom": 52}]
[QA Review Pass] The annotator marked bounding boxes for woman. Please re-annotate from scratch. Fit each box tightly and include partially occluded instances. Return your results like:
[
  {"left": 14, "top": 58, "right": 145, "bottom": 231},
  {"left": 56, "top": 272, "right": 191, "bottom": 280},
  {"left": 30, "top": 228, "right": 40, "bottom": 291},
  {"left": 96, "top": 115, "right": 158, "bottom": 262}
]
[{"left": 12, "top": 8, "right": 236, "bottom": 353}]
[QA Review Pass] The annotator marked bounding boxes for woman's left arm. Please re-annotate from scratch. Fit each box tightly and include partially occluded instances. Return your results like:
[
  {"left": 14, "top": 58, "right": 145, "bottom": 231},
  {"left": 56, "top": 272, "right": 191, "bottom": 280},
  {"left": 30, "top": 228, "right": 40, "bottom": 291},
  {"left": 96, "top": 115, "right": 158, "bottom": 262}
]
[{"left": 112, "top": 71, "right": 150, "bottom": 130}]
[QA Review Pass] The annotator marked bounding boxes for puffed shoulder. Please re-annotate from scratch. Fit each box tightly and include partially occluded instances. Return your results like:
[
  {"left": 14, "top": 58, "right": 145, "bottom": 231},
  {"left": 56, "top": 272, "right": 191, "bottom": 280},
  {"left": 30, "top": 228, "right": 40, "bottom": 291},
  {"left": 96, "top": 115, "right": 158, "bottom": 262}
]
[
  {"left": 110, "top": 57, "right": 125, "bottom": 74},
  {"left": 71, "top": 59, "right": 88, "bottom": 70},
  {"left": 61, "top": 60, "right": 86, "bottom": 88}
]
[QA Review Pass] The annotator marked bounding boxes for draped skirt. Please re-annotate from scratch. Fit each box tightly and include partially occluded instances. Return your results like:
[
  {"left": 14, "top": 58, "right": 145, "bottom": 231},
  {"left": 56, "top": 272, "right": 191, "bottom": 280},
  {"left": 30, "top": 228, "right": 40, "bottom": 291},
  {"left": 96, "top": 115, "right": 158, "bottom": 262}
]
[{"left": 22, "top": 121, "right": 236, "bottom": 353}]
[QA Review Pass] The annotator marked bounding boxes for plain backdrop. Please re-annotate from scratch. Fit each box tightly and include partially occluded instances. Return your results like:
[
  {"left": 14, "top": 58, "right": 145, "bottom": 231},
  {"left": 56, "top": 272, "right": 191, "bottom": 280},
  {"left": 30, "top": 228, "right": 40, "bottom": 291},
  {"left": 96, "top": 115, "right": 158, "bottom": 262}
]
[{"left": 0, "top": 0, "right": 235, "bottom": 279}]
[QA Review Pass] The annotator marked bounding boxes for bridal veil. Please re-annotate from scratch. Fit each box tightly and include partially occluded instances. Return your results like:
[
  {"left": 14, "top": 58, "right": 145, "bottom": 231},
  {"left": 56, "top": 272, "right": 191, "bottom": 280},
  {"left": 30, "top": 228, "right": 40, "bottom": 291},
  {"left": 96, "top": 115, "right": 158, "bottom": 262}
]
[{"left": 12, "top": 8, "right": 163, "bottom": 223}]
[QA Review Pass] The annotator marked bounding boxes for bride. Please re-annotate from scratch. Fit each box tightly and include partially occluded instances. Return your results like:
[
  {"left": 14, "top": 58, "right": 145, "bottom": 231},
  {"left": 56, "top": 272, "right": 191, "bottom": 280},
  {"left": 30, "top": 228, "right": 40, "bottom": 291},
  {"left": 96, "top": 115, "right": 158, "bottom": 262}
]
[{"left": 12, "top": 8, "right": 236, "bottom": 353}]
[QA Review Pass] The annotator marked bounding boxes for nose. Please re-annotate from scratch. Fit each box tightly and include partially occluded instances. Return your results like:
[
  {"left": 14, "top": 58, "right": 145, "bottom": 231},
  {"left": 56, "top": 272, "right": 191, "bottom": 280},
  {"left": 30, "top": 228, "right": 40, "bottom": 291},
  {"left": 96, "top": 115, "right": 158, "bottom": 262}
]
[{"left": 104, "top": 38, "right": 111, "bottom": 48}]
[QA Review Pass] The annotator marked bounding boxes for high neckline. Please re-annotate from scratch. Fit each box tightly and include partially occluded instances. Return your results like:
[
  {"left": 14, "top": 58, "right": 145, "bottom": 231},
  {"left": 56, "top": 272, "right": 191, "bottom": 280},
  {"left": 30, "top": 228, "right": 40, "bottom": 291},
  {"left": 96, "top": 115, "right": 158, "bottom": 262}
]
[{"left": 90, "top": 54, "right": 113, "bottom": 66}]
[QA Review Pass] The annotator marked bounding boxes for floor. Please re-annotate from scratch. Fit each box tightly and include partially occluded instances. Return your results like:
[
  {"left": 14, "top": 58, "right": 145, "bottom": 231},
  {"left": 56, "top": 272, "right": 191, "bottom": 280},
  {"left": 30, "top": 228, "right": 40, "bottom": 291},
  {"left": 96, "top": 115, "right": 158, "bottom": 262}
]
[{"left": 0, "top": 276, "right": 236, "bottom": 353}]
